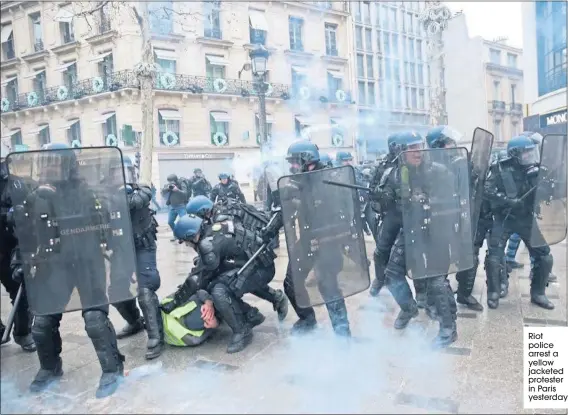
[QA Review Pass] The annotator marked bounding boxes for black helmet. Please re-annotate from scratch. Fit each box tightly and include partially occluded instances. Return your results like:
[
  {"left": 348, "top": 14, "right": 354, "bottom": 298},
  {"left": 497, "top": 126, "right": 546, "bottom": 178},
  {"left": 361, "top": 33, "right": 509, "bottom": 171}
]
[
  {"left": 286, "top": 140, "right": 320, "bottom": 173},
  {"left": 507, "top": 135, "right": 540, "bottom": 167}
]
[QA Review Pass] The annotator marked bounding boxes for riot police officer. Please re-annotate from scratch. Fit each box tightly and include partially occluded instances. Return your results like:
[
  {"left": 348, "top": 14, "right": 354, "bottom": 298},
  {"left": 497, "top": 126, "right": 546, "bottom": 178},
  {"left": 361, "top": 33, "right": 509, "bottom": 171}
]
[
  {"left": 169, "top": 215, "right": 277, "bottom": 353},
  {"left": 262, "top": 140, "right": 352, "bottom": 336},
  {"left": 186, "top": 195, "right": 288, "bottom": 320},
  {"left": 189, "top": 168, "right": 212, "bottom": 198},
  {"left": 110, "top": 157, "right": 163, "bottom": 359},
  {"left": 0, "top": 154, "right": 35, "bottom": 351},
  {"left": 319, "top": 153, "right": 333, "bottom": 168},
  {"left": 484, "top": 135, "right": 556, "bottom": 310},
  {"left": 335, "top": 151, "right": 354, "bottom": 167},
  {"left": 210, "top": 173, "right": 246, "bottom": 203}
]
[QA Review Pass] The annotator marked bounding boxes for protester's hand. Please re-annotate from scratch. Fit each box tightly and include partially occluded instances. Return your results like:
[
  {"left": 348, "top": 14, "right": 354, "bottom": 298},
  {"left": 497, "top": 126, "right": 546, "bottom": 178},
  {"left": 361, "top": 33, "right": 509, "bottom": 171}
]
[{"left": 201, "top": 300, "right": 215, "bottom": 322}]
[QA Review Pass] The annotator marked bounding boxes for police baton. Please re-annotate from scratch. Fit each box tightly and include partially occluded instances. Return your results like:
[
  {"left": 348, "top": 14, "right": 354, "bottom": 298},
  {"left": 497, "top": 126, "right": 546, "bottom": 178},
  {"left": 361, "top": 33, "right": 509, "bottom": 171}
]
[
  {"left": 323, "top": 180, "right": 371, "bottom": 191},
  {"left": 2, "top": 284, "right": 23, "bottom": 344}
]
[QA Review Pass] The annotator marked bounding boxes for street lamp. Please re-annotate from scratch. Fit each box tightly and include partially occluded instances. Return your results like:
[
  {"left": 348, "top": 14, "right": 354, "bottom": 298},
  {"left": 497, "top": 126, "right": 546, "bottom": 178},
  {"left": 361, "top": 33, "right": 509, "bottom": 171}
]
[{"left": 249, "top": 46, "right": 270, "bottom": 150}]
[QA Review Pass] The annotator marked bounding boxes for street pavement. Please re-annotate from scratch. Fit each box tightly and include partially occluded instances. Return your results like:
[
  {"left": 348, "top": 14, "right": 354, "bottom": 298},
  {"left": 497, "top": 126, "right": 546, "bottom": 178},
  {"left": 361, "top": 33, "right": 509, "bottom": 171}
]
[{"left": 1, "top": 212, "right": 566, "bottom": 414}]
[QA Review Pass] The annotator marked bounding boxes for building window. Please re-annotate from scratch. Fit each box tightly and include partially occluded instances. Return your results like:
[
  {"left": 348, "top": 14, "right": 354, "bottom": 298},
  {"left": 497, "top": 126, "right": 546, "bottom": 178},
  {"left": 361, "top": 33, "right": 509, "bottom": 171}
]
[
  {"left": 377, "top": 57, "right": 383, "bottom": 79},
  {"left": 493, "top": 119, "right": 501, "bottom": 140},
  {"left": 29, "top": 13, "right": 43, "bottom": 52},
  {"left": 205, "top": 55, "right": 226, "bottom": 79},
  {"left": 366, "top": 55, "right": 374, "bottom": 78},
  {"left": 353, "top": 1, "right": 362, "bottom": 22},
  {"left": 56, "top": 6, "right": 75, "bottom": 45},
  {"left": 149, "top": 1, "right": 173, "bottom": 35},
  {"left": 156, "top": 58, "right": 176, "bottom": 73},
  {"left": 327, "top": 71, "right": 342, "bottom": 94},
  {"left": 291, "top": 67, "right": 307, "bottom": 94},
  {"left": 37, "top": 124, "right": 50, "bottom": 147},
  {"left": 102, "top": 113, "right": 117, "bottom": 143},
  {"left": 355, "top": 26, "right": 363, "bottom": 50},
  {"left": 358, "top": 81, "right": 366, "bottom": 105},
  {"left": 365, "top": 28, "right": 372, "bottom": 51},
  {"left": 368, "top": 82, "right": 375, "bottom": 105},
  {"left": 417, "top": 39, "right": 423, "bottom": 61},
  {"left": 255, "top": 113, "right": 273, "bottom": 144},
  {"left": 511, "top": 122, "right": 519, "bottom": 136},
  {"left": 490, "top": 49, "right": 501, "bottom": 65},
  {"left": 62, "top": 63, "right": 77, "bottom": 90},
  {"left": 249, "top": 9, "right": 268, "bottom": 45},
  {"left": 33, "top": 70, "right": 46, "bottom": 103},
  {"left": 395, "top": 84, "right": 402, "bottom": 108},
  {"left": 357, "top": 54, "right": 364, "bottom": 77},
  {"left": 493, "top": 80, "right": 500, "bottom": 100},
  {"left": 362, "top": 1, "right": 371, "bottom": 24},
  {"left": 10, "top": 130, "right": 22, "bottom": 149},
  {"left": 507, "top": 53, "right": 517, "bottom": 68},
  {"left": 4, "top": 77, "right": 18, "bottom": 103},
  {"left": 385, "top": 57, "right": 392, "bottom": 79},
  {"left": 409, "top": 63, "right": 416, "bottom": 84},
  {"left": 392, "top": 34, "right": 399, "bottom": 57},
  {"left": 417, "top": 63, "right": 424, "bottom": 85},
  {"left": 330, "top": 118, "right": 343, "bottom": 142},
  {"left": 510, "top": 84, "right": 516, "bottom": 104},
  {"left": 289, "top": 17, "right": 303, "bottom": 51},
  {"left": 325, "top": 23, "right": 337, "bottom": 56},
  {"left": 203, "top": 1, "right": 221, "bottom": 39},
  {"left": 418, "top": 88, "right": 425, "bottom": 109},
  {"left": 536, "top": 1, "right": 567, "bottom": 96},
  {"left": 393, "top": 59, "right": 401, "bottom": 82},
  {"left": 65, "top": 119, "right": 81, "bottom": 146},
  {"left": 158, "top": 109, "right": 181, "bottom": 146},
  {"left": 210, "top": 111, "right": 230, "bottom": 146},
  {"left": 98, "top": 53, "right": 114, "bottom": 82},
  {"left": 1, "top": 24, "right": 15, "bottom": 60},
  {"left": 411, "top": 87, "right": 417, "bottom": 109},
  {"left": 383, "top": 33, "right": 391, "bottom": 56}
]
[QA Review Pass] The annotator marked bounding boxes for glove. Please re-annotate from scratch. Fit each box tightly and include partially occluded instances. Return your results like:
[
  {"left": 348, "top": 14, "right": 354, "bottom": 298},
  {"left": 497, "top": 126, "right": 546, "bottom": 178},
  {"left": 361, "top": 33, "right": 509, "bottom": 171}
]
[
  {"left": 160, "top": 299, "right": 177, "bottom": 314},
  {"left": 12, "top": 267, "right": 24, "bottom": 284},
  {"left": 506, "top": 198, "right": 522, "bottom": 208}
]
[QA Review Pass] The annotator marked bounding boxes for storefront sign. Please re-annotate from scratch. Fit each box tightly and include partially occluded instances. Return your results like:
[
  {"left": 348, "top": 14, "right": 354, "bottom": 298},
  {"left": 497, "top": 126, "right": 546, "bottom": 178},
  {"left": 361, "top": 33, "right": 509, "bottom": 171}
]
[
  {"left": 158, "top": 152, "right": 234, "bottom": 161},
  {"left": 540, "top": 108, "right": 567, "bottom": 128}
]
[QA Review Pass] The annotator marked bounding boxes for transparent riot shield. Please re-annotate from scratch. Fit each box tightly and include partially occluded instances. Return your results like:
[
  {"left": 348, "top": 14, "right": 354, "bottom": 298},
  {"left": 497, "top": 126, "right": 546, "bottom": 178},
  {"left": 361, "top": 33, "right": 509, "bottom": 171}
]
[
  {"left": 277, "top": 165, "right": 370, "bottom": 308},
  {"left": 469, "top": 128, "right": 494, "bottom": 235},
  {"left": 5, "top": 146, "right": 137, "bottom": 316},
  {"left": 399, "top": 147, "right": 474, "bottom": 279},
  {"left": 530, "top": 134, "right": 568, "bottom": 247}
]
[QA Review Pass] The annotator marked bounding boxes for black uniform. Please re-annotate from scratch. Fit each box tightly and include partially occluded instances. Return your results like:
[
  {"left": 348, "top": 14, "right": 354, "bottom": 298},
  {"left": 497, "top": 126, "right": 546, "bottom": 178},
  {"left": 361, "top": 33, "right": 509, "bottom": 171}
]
[
  {"left": 189, "top": 175, "right": 212, "bottom": 198},
  {"left": 12, "top": 178, "right": 124, "bottom": 397},
  {"left": 210, "top": 179, "right": 246, "bottom": 203},
  {"left": 110, "top": 184, "right": 164, "bottom": 359},
  {"left": 484, "top": 158, "right": 554, "bottom": 310},
  {"left": 0, "top": 167, "right": 35, "bottom": 351}
]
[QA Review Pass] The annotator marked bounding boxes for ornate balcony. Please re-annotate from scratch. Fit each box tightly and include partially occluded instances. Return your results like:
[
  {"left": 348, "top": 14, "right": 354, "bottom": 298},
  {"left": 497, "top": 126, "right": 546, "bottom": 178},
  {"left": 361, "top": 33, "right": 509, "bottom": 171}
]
[
  {"left": 489, "top": 100, "right": 506, "bottom": 112},
  {"left": 509, "top": 103, "right": 523, "bottom": 114},
  {"left": 1, "top": 70, "right": 352, "bottom": 115},
  {"left": 485, "top": 62, "right": 523, "bottom": 78}
]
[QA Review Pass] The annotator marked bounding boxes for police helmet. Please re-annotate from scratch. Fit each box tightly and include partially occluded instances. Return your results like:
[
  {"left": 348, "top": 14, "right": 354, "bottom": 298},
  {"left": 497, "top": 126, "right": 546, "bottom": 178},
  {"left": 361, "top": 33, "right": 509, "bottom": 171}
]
[
  {"left": 39, "top": 142, "right": 78, "bottom": 182},
  {"left": 392, "top": 131, "right": 424, "bottom": 157},
  {"left": 520, "top": 131, "right": 544, "bottom": 148},
  {"left": 319, "top": 153, "right": 333, "bottom": 167},
  {"left": 186, "top": 195, "right": 214, "bottom": 218},
  {"left": 173, "top": 214, "right": 204, "bottom": 241},
  {"left": 218, "top": 173, "right": 230, "bottom": 180},
  {"left": 507, "top": 135, "right": 540, "bottom": 167},
  {"left": 286, "top": 140, "right": 320, "bottom": 173},
  {"left": 387, "top": 133, "right": 400, "bottom": 157},
  {"left": 335, "top": 151, "right": 353, "bottom": 162},
  {"left": 425, "top": 125, "right": 462, "bottom": 149}
]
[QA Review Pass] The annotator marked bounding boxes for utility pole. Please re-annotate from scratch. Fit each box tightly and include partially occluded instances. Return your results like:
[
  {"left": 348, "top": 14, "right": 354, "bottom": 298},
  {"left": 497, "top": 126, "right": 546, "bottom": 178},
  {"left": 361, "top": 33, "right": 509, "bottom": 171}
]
[
  {"left": 255, "top": 74, "right": 268, "bottom": 151},
  {"left": 135, "top": 1, "right": 155, "bottom": 185},
  {"left": 420, "top": 1, "right": 452, "bottom": 127}
]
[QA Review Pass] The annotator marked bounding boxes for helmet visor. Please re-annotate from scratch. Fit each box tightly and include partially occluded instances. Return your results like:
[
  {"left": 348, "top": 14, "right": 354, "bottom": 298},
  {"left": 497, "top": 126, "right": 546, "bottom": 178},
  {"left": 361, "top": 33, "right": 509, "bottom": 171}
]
[
  {"left": 124, "top": 165, "right": 137, "bottom": 184},
  {"left": 519, "top": 144, "right": 540, "bottom": 166}
]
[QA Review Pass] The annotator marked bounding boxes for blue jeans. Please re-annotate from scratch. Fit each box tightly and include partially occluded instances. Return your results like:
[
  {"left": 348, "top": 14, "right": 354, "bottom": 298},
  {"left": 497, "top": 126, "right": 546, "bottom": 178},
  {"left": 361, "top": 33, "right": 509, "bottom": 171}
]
[{"left": 168, "top": 205, "right": 186, "bottom": 232}]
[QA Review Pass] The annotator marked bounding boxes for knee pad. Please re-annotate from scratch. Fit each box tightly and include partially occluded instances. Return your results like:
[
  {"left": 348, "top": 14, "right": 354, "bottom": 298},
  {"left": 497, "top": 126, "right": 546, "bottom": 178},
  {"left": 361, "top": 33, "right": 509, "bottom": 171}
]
[
  {"left": 83, "top": 310, "right": 110, "bottom": 339},
  {"left": 32, "top": 315, "right": 59, "bottom": 335},
  {"left": 534, "top": 254, "right": 553, "bottom": 272},
  {"left": 211, "top": 283, "right": 231, "bottom": 303}
]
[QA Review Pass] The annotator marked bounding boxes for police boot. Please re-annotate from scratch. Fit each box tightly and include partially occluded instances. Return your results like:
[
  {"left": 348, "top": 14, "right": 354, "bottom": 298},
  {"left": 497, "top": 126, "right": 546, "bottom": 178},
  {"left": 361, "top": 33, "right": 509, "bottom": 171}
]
[
  {"left": 500, "top": 267, "right": 509, "bottom": 299},
  {"left": 530, "top": 257, "right": 554, "bottom": 310},
  {"left": 212, "top": 285, "right": 253, "bottom": 354},
  {"left": 413, "top": 279, "right": 428, "bottom": 309},
  {"left": 83, "top": 310, "right": 125, "bottom": 399},
  {"left": 327, "top": 299, "right": 351, "bottom": 337},
  {"left": 272, "top": 289, "right": 289, "bottom": 322},
  {"left": 138, "top": 288, "right": 165, "bottom": 360},
  {"left": 430, "top": 278, "right": 458, "bottom": 348},
  {"left": 456, "top": 267, "right": 483, "bottom": 312},
  {"left": 13, "top": 308, "right": 36, "bottom": 352},
  {"left": 30, "top": 315, "right": 64, "bottom": 393},
  {"left": 240, "top": 301, "right": 266, "bottom": 328},
  {"left": 113, "top": 299, "right": 145, "bottom": 339},
  {"left": 548, "top": 272, "right": 558, "bottom": 283},
  {"left": 394, "top": 301, "right": 419, "bottom": 330},
  {"left": 485, "top": 257, "right": 501, "bottom": 309},
  {"left": 370, "top": 258, "right": 386, "bottom": 297}
]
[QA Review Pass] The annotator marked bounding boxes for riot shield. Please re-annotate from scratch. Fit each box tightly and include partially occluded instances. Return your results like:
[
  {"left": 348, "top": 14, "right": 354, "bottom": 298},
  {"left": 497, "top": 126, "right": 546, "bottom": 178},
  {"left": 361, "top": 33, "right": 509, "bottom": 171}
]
[
  {"left": 469, "top": 128, "right": 494, "bottom": 236},
  {"left": 277, "top": 165, "right": 370, "bottom": 308},
  {"left": 529, "top": 134, "right": 568, "bottom": 247},
  {"left": 6, "top": 146, "right": 137, "bottom": 316},
  {"left": 399, "top": 147, "right": 474, "bottom": 279}
]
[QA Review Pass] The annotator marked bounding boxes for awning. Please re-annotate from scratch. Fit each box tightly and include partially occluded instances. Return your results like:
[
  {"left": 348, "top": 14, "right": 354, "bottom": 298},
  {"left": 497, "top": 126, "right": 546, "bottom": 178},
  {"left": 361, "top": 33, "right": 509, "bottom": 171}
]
[
  {"left": 206, "top": 55, "right": 228, "bottom": 66},
  {"left": 292, "top": 66, "right": 308, "bottom": 75},
  {"left": 28, "top": 125, "right": 49, "bottom": 136},
  {"left": 23, "top": 69, "right": 45, "bottom": 80},
  {"left": 327, "top": 70, "right": 343, "bottom": 79},
  {"left": 88, "top": 51, "right": 113, "bottom": 63},
  {"left": 93, "top": 112, "right": 116, "bottom": 124},
  {"left": 159, "top": 109, "right": 181, "bottom": 121},
  {"left": 1, "top": 76, "right": 17, "bottom": 87},
  {"left": 295, "top": 116, "right": 312, "bottom": 125},
  {"left": 210, "top": 112, "right": 231, "bottom": 122},
  {"left": 249, "top": 10, "right": 268, "bottom": 31},
  {"left": 256, "top": 114, "right": 274, "bottom": 123},
  {"left": 1, "top": 129, "right": 20, "bottom": 140},
  {"left": 155, "top": 49, "right": 177, "bottom": 60},
  {"left": 59, "top": 119, "right": 80, "bottom": 130},
  {"left": 54, "top": 6, "right": 74, "bottom": 23},
  {"left": 0, "top": 24, "right": 12, "bottom": 43},
  {"left": 55, "top": 61, "right": 76, "bottom": 72}
]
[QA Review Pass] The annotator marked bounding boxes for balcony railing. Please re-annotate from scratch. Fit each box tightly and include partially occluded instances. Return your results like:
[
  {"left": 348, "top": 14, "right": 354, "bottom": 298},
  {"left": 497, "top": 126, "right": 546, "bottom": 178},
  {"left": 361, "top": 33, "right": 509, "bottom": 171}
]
[
  {"left": 62, "top": 32, "right": 75, "bottom": 44},
  {"left": 203, "top": 27, "right": 222, "bottom": 39},
  {"left": 490, "top": 100, "right": 506, "bottom": 111},
  {"left": 3, "top": 41, "right": 15, "bottom": 60},
  {"left": 486, "top": 62, "right": 523, "bottom": 77},
  {"left": 33, "top": 40, "right": 44, "bottom": 52},
  {"left": 510, "top": 103, "right": 522, "bottom": 113},
  {"left": 1, "top": 70, "right": 352, "bottom": 114}
]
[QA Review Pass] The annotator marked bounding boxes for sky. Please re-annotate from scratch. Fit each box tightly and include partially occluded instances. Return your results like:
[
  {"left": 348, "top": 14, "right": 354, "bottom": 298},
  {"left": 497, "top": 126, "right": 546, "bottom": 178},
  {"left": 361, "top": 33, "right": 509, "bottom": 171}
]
[{"left": 447, "top": 2, "right": 523, "bottom": 48}]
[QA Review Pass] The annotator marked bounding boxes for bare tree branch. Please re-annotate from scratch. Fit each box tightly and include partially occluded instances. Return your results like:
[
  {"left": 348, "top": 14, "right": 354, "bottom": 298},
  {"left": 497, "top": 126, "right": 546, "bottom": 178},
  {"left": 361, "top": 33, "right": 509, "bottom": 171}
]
[{"left": 72, "top": 0, "right": 111, "bottom": 18}]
